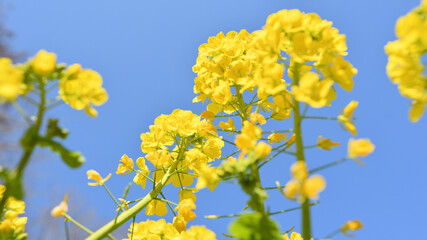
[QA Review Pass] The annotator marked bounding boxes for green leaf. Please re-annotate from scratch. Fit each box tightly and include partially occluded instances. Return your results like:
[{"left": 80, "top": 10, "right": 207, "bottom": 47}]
[
  {"left": 37, "top": 137, "right": 85, "bottom": 168},
  {"left": 46, "top": 118, "right": 69, "bottom": 139},
  {"left": 229, "top": 212, "right": 282, "bottom": 240}
]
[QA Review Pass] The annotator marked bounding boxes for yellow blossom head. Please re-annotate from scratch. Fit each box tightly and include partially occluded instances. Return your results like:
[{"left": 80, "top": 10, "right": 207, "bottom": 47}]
[
  {"left": 116, "top": 154, "right": 134, "bottom": 175},
  {"left": 32, "top": 50, "right": 56, "bottom": 76},
  {"left": 0, "top": 58, "right": 24, "bottom": 103},
  {"left": 59, "top": 67, "right": 108, "bottom": 117},
  {"left": 51, "top": 195, "right": 68, "bottom": 218},
  {"left": 341, "top": 220, "right": 363, "bottom": 236},
  {"left": 181, "top": 225, "right": 216, "bottom": 240},
  {"left": 348, "top": 138, "right": 375, "bottom": 159}
]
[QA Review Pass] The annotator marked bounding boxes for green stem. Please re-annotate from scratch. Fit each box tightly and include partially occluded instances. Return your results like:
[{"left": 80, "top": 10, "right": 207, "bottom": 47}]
[
  {"left": 102, "top": 184, "right": 124, "bottom": 212},
  {"left": 292, "top": 64, "right": 312, "bottom": 240},
  {"left": 86, "top": 141, "right": 188, "bottom": 240},
  {"left": 63, "top": 213, "right": 94, "bottom": 235},
  {"left": 235, "top": 85, "right": 265, "bottom": 214},
  {"left": 10, "top": 101, "right": 33, "bottom": 124},
  {"left": 0, "top": 79, "right": 47, "bottom": 216},
  {"left": 302, "top": 116, "right": 337, "bottom": 120},
  {"left": 309, "top": 158, "right": 349, "bottom": 174},
  {"left": 269, "top": 201, "right": 318, "bottom": 216},
  {"left": 65, "top": 219, "right": 71, "bottom": 240}
]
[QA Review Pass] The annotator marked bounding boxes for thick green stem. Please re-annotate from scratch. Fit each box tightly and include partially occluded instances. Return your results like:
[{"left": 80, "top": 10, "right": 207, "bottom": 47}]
[
  {"left": 16, "top": 80, "right": 46, "bottom": 179},
  {"left": 0, "top": 79, "right": 46, "bottom": 216},
  {"left": 292, "top": 64, "right": 312, "bottom": 240},
  {"left": 86, "top": 141, "right": 188, "bottom": 240}
]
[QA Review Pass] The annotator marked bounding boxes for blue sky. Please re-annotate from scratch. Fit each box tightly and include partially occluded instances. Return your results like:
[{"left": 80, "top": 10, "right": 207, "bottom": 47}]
[{"left": 3, "top": 0, "right": 427, "bottom": 239}]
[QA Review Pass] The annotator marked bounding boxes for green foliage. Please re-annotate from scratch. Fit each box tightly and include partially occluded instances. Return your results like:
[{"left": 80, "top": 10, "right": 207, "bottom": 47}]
[
  {"left": 37, "top": 137, "right": 85, "bottom": 168},
  {"left": 46, "top": 118, "right": 68, "bottom": 139},
  {"left": 229, "top": 212, "right": 282, "bottom": 240}
]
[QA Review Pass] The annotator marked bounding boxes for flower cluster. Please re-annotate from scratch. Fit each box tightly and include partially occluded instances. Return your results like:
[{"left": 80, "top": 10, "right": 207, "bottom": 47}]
[
  {"left": 192, "top": 30, "right": 257, "bottom": 112},
  {"left": 0, "top": 58, "right": 24, "bottom": 103},
  {"left": 282, "top": 162, "right": 326, "bottom": 202},
  {"left": 123, "top": 219, "right": 216, "bottom": 240},
  {"left": 385, "top": 0, "right": 427, "bottom": 122},
  {"left": 59, "top": 63, "right": 108, "bottom": 117},
  {"left": 248, "top": 9, "right": 357, "bottom": 108},
  {"left": 0, "top": 50, "right": 108, "bottom": 117},
  {"left": 0, "top": 186, "right": 27, "bottom": 240},
  {"left": 115, "top": 109, "right": 224, "bottom": 220}
]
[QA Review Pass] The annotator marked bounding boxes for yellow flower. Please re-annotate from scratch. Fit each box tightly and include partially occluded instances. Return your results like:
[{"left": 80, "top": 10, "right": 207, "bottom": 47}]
[
  {"left": 322, "top": 55, "right": 357, "bottom": 91},
  {"left": 146, "top": 149, "right": 173, "bottom": 168},
  {"left": 254, "top": 141, "right": 272, "bottom": 159},
  {"left": 0, "top": 219, "right": 12, "bottom": 237},
  {"left": 219, "top": 118, "right": 235, "bottom": 134},
  {"left": 348, "top": 138, "right": 375, "bottom": 158},
  {"left": 201, "top": 110, "right": 215, "bottom": 121},
  {"left": 145, "top": 199, "right": 167, "bottom": 217},
  {"left": 181, "top": 226, "right": 217, "bottom": 240},
  {"left": 268, "top": 133, "right": 286, "bottom": 144},
  {"left": 282, "top": 232, "right": 313, "bottom": 240},
  {"left": 338, "top": 101, "right": 358, "bottom": 136},
  {"left": 341, "top": 220, "right": 363, "bottom": 236},
  {"left": 249, "top": 112, "right": 266, "bottom": 125},
  {"left": 283, "top": 162, "right": 326, "bottom": 202},
  {"left": 235, "top": 121, "right": 262, "bottom": 152},
  {"left": 196, "top": 164, "right": 219, "bottom": 192},
  {"left": 87, "top": 170, "right": 111, "bottom": 186},
  {"left": 178, "top": 188, "right": 198, "bottom": 203},
  {"left": 5, "top": 197, "right": 25, "bottom": 216},
  {"left": 175, "top": 199, "right": 196, "bottom": 222},
  {"left": 203, "top": 138, "right": 224, "bottom": 160},
  {"left": 116, "top": 198, "right": 130, "bottom": 212},
  {"left": 173, "top": 214, "right": 187, "bottom": 233},
  {"left": 124, "top": 219, "right": 180, "bottom": 240},
  {"left": 302, "top": 175, "right": 326, "bottom": 200},
  {"left": 32, "top": 50, "right": 56, "bottom": 76},
  {"left": 317, "top": 136, "right": 341, "bottom": 150},
  {"left": 59, "top": 66, "right": 108, "bottom": 117},
  {"left": 409, "top": 100, "right": 427, "bottom": 122},
  {"left": 170, "top": 171, "right": 194, "bottom": 187},
  {"left": 133, "top": 157, "right": 150, "bottom": 189},
  {"left": 291, "top": 161, "right": 308, "bottom": 181},
  {"left": 0, "top": 58, "right": 24, "bottom": 103},
  {"left": 283, "top": 180, "right": 300, "bottom": 200},
  {"left": 292, "top": 72, "right": 334, "bottom": 108},
  {"left": 51, "top": 195, "right": 68, "bottom": 218},
  {"left": 116, "top": 154, "right": 134, "bottom": 175}
]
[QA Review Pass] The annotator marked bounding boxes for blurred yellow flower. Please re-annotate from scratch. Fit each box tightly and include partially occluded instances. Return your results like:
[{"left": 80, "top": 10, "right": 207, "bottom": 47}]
[
  {"left": 87, "top": 170, "right": 111, "bottom": 186},
  {"left": 317, "top": 136, "right": 341, "bottom": 150},
  {"left": 348, "top": 138, "right": 375, "bottom": 158},
  {"left": 51, "top": 195, "right": 68, "bottom": 218},
  {"left": 32, "top": 50, "right": 56, "bottom": 76},
  {"left": 338, "top": 101, "right": 358, "bottom": 136},
  {"left": 0, "top": 58, "right": 24, "bottom": 103},
  {"left": 59, "top": 64, "right": 108, "bottom": 117}
]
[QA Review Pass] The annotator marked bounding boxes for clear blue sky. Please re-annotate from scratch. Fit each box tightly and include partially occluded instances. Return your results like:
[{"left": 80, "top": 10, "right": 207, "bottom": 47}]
[{"left": 3, "top": 0, "right": 426, "bottom": 239}]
